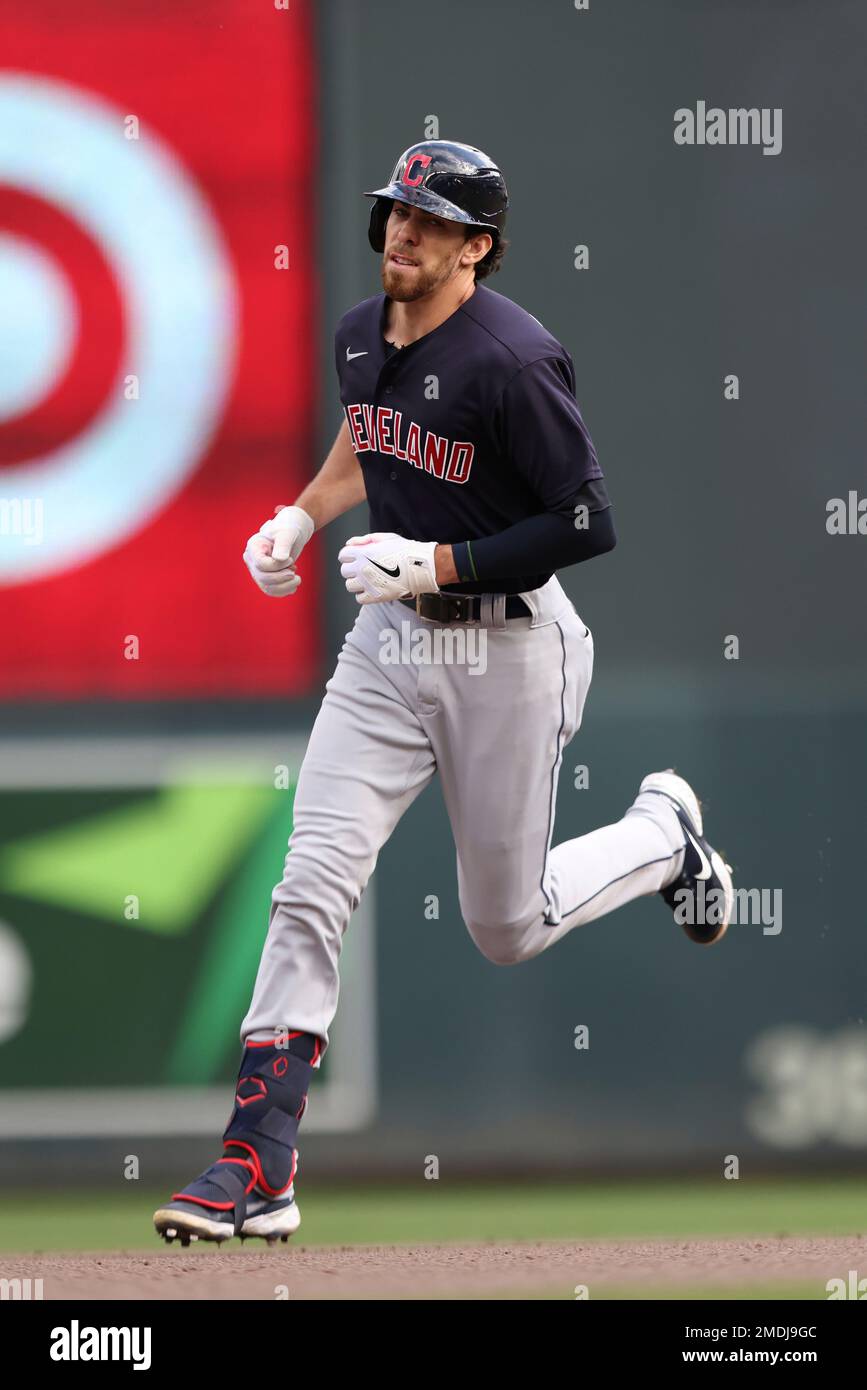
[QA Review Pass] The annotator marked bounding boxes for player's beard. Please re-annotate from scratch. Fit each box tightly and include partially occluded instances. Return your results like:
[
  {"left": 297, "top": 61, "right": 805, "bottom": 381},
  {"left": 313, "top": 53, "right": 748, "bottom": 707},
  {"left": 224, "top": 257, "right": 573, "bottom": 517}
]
[{"left": 380, "top": 247, "right": 463, "bottom": 302}]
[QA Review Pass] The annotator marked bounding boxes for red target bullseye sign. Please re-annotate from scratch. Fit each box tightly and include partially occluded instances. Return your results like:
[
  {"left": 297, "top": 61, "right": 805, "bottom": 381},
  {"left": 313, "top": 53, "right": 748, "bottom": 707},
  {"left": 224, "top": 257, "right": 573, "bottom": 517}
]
[
  {"left": 0, "top": 188, "right": 125, "bottom": 466},
  {"left": 0, "top": 2, "right": 319, "bottom": 697}
]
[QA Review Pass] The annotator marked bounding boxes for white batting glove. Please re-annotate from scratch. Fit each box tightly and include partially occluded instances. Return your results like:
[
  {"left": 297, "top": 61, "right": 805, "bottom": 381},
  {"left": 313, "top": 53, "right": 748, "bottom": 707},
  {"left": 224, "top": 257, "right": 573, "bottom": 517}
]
[
  {"left": 243, "top": 505, "right": 314, "bottom": 598},
  {"left": 338, "top": 532, "right": 440, "bottom": 605}
]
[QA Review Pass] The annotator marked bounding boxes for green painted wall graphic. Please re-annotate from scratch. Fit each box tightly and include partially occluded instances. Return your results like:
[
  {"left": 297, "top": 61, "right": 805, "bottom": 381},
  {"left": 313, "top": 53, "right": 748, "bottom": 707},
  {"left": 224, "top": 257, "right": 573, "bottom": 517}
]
[{"left": 0, "top": 741, "right": 378, "bottom": 1137}]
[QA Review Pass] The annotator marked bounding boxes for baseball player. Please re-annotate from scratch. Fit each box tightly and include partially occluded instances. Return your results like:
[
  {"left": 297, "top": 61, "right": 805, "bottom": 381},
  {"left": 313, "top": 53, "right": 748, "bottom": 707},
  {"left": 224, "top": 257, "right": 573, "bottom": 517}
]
[{"left": 154, "top": 140, "right": 733, "bottom": 1246}]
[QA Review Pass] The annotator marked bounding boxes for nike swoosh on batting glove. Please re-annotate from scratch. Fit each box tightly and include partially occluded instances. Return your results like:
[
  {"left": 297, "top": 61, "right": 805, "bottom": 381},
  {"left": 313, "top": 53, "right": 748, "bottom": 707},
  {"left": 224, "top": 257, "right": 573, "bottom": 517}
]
[{"left": 338, "top": 532, "right": 439, "bottom": 605}]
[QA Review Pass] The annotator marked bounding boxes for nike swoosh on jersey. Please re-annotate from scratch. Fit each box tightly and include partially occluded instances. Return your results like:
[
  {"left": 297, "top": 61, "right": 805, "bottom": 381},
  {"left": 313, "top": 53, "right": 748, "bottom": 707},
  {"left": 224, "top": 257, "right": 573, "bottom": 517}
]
[
  {"left": 346, "top": 348, "right": 368, "bottom": 360},
  {"left": 683, "top": 824, "right": 713, "bottom": 880}
]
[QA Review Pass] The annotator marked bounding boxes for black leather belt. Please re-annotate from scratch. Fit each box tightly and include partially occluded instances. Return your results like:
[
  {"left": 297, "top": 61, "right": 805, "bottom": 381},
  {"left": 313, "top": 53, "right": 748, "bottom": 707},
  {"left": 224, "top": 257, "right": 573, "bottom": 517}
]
[{"left": 400, "top": 593, "right": 531, "bottom": 624}]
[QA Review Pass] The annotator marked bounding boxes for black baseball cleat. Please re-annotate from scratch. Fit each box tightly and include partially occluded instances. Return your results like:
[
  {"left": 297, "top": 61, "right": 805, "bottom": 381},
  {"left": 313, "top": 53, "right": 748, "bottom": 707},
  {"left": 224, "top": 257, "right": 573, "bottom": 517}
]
[
  {"left": 639, "top": 770, "right": 733, "bottom": 945},
  {"left": 153, "top": 1155, "right": 301, "bottom": 1246}
]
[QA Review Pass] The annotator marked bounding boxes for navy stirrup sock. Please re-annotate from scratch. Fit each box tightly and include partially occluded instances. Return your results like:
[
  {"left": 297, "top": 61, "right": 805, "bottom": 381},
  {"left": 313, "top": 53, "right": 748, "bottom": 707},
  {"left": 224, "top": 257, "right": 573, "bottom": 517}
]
[{"left": 221, "top": 1032, "right": 320, "bottom": 1196}]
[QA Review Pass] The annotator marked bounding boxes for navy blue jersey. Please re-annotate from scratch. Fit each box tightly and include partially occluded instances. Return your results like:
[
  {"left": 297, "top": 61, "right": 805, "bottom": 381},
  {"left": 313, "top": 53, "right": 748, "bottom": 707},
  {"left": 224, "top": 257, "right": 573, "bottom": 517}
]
[{"left": 334, "top": 284, "right": 603, "bottom": 594}]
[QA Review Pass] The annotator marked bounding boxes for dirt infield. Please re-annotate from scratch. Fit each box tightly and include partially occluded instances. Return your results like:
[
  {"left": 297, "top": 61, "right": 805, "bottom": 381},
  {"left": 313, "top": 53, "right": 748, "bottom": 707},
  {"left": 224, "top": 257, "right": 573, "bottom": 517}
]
[{"left": 5, "top": 1235, "right": 866, "bottom": 1300}]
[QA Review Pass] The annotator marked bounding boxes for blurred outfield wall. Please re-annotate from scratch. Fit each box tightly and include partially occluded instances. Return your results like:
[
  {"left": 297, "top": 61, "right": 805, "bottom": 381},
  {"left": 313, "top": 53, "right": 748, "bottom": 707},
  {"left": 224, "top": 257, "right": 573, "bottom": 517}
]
[{"left": 0, "top": 0, "right": 865, "bottom": 1180}]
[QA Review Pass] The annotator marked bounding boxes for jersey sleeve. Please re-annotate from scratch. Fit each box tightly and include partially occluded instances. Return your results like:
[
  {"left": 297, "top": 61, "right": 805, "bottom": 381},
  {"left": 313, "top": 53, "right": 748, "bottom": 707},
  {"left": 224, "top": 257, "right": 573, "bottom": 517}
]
[{"left": 490, "top": 356, "right": 602, "bottom": 511}]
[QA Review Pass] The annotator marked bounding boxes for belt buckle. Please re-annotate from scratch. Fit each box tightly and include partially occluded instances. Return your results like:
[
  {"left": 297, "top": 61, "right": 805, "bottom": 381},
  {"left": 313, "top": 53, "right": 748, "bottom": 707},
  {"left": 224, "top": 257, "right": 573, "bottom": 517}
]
[
  {"left": 417, "top": 593, "right": 473, "bottom": 623},
  {"left": 446, "top": 594, "right": 473, "bottom": 623}
]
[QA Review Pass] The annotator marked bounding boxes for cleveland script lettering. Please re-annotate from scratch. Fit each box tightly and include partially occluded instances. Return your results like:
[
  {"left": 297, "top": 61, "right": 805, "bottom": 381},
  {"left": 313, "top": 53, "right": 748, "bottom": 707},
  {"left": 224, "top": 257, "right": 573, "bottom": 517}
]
[{"left": 343, "top": 402, "right": 474, "bottom": 485}]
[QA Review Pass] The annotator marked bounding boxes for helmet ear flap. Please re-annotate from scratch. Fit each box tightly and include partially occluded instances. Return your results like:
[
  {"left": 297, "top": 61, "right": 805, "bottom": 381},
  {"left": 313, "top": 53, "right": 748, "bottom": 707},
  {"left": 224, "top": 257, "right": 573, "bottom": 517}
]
[{"left": 368, "top": 197, "right": 392, "bottom": 252}]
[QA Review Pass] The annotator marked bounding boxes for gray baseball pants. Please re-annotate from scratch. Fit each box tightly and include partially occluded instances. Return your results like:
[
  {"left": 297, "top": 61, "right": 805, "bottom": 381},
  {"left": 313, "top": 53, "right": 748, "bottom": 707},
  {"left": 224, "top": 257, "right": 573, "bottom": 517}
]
[{"left": 242, "top": 576, "right": 685, "bottom": 1051}]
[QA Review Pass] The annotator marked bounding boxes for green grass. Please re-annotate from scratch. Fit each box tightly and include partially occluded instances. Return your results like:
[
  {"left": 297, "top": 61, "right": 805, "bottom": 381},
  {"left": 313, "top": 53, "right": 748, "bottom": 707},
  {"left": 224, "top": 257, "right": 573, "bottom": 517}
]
[{"left": 1, "top": 1177, "right": 865, "bottom": 1254}]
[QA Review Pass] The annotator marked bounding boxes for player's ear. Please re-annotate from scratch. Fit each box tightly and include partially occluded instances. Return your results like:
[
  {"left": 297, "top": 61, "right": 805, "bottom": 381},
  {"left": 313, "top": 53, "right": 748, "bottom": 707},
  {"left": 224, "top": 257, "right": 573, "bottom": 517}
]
[{"left": 462, "top": 231, "right": 492, "bottom": 267}]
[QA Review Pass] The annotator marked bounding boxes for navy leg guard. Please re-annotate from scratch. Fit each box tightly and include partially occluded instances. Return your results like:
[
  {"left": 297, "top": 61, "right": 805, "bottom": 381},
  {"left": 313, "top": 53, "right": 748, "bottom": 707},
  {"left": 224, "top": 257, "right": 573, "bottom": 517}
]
[{"left": 222, "top": 1033, "right": 319, "bottom": 1196}]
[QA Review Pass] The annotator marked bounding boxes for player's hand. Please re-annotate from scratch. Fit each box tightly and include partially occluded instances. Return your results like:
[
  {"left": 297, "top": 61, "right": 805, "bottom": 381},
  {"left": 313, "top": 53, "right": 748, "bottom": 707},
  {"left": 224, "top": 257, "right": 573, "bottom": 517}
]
[
  {"left": 338, "top": 532, "right": 439, "bottom": 605},
  {"left": 243, "top": 505, "right": 314, "bottom": 598}
]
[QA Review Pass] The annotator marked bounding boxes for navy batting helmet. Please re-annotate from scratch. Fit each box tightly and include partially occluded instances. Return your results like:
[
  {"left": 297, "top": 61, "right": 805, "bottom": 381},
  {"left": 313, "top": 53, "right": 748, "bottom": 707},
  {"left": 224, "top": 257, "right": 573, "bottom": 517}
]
[{"left": 364, "top": 139, "right": 509, "bottom": 254}]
